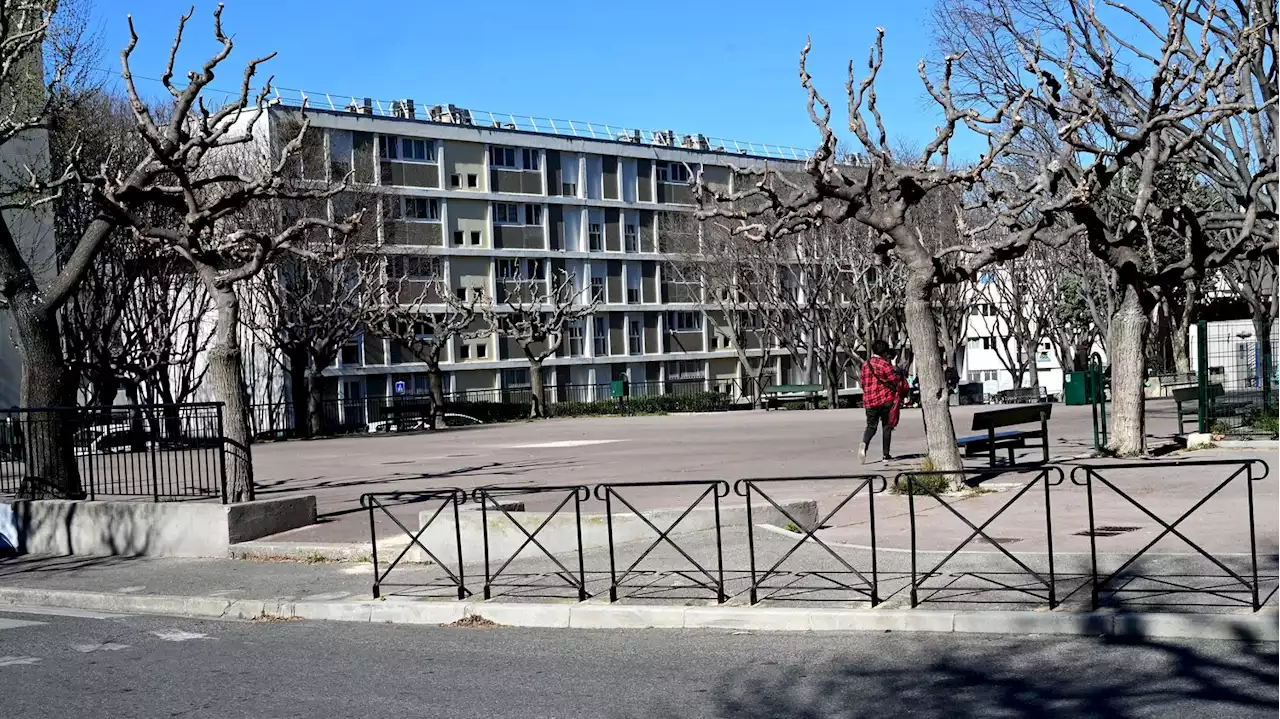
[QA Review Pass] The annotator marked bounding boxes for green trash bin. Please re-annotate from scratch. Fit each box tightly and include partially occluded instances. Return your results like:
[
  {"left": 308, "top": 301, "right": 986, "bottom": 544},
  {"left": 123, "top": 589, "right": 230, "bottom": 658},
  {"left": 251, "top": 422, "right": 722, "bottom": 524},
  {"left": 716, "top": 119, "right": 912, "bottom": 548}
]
[
  {"left": 1064, "top": 371, "right": 1090, "bottom": 406},
  {"left": 609, "top": 379, "right": 629, "bottom": 398}
]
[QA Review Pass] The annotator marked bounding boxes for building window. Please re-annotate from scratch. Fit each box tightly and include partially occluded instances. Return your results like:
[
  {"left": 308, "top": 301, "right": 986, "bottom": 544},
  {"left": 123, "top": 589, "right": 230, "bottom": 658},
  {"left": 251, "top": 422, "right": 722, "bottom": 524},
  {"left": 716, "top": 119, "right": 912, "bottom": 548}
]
[
  {"left": 667, "top": 360, "right": 703, "bottom": 380},
  {"left": 452, "top": 230, "right": 464, "bottom": 246},
  {"left": 567, "top": 320, "right": 584, "bottom": 356},
  {"left": 401, "top": 138, "right": 433, "bottom": 161},
  {"left": 624, "top": 222, "right": 638, "bottom": 252},
  {"left": 459, "top": 343, "right": 471, "bottom": 360},
  {"left": 380, "top": 136, "right": 435, "bottom": 162},
  {"left": 593, "top": 316, "right": 608, "bottom": 355},
  {"left": 985, "top": 370, "right": 998, "bottom": 381},
  {"left": 502, "top": 368, "right": 531, "bottom": 389},
  {"left": 588, "top": 223, "right": 603, "bottom": 251},
  {"left": 590, "top": 276, "right": 605, "bottom": 303},
  {"left": 475, "top": 342, "right": 488, "bottom": 359},
  {"left": 450, "top": 174, "right": 461, "bottom": 188},
  {"left": 378, "top": 136, "right": 396, "bottom": 160},
  {"left": 497, "top": 259, "right": 520, "bottom": 280},
  {"left": 626, "top": 286, "right": 641, "bottom": 304},
  {"left": 521, "top": 148, "right": 540, "bottom": 171},
  {"left": 656, "top": 161, "right": 691, "bottom": 183},
  {"left": 628, "top": 320, "right": 642, "bottom": 355},
  {"left": 968, "top": 371, "right": 982, "bottom": 382},
  {"left": 469, "top": 230, "right": 482, "bottom": 246},
  {"left": 562, "top": 182, "right": 578, "bottom": 196},
  {"left": 389, "top": 256, "right": 441, "bottom": 281},
  {"left": 525, "top": 204, "right": 543, "bottom": 226},
  {"left": 490, "top": 146, "right": 517, "bottom": 168},
  {"left": 494, "top": 202, "right": 521, "bottom": 224},
  {"left": 668, "top": 311, "right": 702, "bottom": 332},
  {"left": 524, "top": 258, "right": 545, "bottom": 280},
  {"left": 340, "top": 341, "right": 362, "bottom": 366},
  {"left": 404, "top": 197, "right": 440, "bottom": 221},
  {"left": 467, "top": 173, "right": 479, "bottom": 188}
]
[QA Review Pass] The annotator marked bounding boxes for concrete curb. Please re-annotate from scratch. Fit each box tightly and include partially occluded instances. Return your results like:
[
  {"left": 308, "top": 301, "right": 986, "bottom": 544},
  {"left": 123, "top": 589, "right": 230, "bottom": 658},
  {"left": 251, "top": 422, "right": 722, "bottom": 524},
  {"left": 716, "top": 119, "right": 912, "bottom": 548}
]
[{"left": 0, "top": 586, "right": 1274, "bottom": 641}]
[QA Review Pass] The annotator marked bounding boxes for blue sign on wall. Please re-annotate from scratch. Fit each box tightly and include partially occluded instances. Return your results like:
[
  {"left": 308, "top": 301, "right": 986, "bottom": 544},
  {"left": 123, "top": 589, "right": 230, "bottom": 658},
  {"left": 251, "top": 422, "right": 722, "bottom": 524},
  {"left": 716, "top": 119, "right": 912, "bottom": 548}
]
[{"left": 394, "top": 381, "right": 406, "bottom": 395}]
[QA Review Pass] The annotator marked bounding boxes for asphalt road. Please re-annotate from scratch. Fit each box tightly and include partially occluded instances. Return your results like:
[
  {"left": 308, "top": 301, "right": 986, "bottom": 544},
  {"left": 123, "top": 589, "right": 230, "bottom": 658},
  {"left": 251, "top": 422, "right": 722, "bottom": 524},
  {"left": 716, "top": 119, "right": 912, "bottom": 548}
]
[{"left": 0, "top": 606, "right": 1275, "bottom": 718}]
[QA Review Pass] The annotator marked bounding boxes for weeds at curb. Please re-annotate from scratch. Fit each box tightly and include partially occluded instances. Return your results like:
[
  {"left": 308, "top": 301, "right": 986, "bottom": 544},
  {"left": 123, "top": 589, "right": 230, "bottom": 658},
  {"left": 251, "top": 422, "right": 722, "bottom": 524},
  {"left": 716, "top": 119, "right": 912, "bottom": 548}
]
[{"left": 445, "top": 614, "right": 502, "bottom": 628}]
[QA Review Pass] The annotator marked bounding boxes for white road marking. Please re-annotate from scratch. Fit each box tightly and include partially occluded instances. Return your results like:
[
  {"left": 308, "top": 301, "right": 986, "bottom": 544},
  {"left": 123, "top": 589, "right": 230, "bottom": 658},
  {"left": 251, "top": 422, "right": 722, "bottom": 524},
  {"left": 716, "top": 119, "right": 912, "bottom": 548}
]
[
  {"left": 207, "top": 590, "right": 243, "bottom": 597},
  {"left": 71, "top": 642, "right": 129, "bottom": 653},
  {"left": 150, "top": 630, "right": 209, "bottom": 642},
  {"left": 0, "top": 656, "right": 41, "bottom": 666},
  {"left": 115, "top": 586, "right": 147, "bottom": 593},
  {"left": 0, "top": 605, "right": 130, "bottom": 619},
  {"left": 501, "top": 439, "right": 625, "bottom": 449},
  {"left": 0, "top": 617, "right": 44, "bottom": 631}
]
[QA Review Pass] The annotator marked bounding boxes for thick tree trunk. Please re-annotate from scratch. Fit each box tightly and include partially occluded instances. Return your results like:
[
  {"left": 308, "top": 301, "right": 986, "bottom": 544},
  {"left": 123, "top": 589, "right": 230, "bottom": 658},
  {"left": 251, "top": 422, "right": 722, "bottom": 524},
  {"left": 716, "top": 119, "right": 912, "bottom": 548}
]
[
  {"left": 1027, "top": 357, "right": 1040, "bottom": 393},
  {"left": 286, "top": 347, "right": 310, "bottom": 438},
  {"left": 1172, "top": 283, "right": 1197, "bottom": 376},
  {"left": 12, "top": 301, "right": 83, "bottom": 499},
  {"left": 1253, "top": 313, "right": 1274, "bottom": 413},
  {"left": 528, "top": 359, "right": 546, "bottom": 418},
  {"left": 1107, "top": 282, "right": 1148, "bottom": 456},
  {"left": 426, "top": 360, "right": 446, "bottom": 429},
  {"left": 207, "top": 288, "right": 254, "bottom": 502},
  {"left": 904, "top": 276, "right": 963, "bottom": 473},
  {"left": 306, "top": 374, "right": 324, "bottom": 437}
]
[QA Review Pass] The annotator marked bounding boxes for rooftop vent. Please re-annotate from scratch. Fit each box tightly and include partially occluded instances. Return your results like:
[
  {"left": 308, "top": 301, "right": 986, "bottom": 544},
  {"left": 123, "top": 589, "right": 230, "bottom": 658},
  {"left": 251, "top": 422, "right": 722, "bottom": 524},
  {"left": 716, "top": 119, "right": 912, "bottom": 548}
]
[{"left": 392, "top": 99, "right": 416, "bottom": 119}]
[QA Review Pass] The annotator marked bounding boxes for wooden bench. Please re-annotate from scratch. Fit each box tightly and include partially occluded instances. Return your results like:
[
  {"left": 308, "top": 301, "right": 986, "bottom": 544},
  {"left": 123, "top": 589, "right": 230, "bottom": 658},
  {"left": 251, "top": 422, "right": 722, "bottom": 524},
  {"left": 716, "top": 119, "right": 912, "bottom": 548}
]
[
  {"left": 955, "top": 403, "right": 1052, "bottom": 467},
  {"left": 762, "top": 384, "right": 822, "bottom": 410}
]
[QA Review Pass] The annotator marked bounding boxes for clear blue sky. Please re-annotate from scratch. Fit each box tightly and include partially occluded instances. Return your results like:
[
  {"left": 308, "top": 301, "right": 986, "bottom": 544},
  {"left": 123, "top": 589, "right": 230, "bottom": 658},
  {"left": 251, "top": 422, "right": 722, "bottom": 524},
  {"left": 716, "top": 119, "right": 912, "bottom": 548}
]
[{"left": 86, "top": 0, "right": 976, "bottom": 156}]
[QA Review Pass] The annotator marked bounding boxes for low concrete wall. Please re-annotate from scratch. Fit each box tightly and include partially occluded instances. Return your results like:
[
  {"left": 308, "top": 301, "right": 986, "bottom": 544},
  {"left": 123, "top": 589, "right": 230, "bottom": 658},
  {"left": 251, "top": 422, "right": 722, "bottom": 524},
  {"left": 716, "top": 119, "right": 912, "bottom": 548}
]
[
  {"left": 415, "top": 500, "right": 818, "bottom": 566},
  {"left": 0, "top": 496, "right": 316, "bottom": 558}
]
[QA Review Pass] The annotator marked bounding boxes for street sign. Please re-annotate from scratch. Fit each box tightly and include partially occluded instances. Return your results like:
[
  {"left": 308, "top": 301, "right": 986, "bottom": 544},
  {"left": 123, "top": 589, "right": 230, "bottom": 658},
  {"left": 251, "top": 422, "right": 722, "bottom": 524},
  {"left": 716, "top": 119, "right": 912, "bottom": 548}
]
[{"left": 394, "top": 381, "right": 406, "bottom": 396}]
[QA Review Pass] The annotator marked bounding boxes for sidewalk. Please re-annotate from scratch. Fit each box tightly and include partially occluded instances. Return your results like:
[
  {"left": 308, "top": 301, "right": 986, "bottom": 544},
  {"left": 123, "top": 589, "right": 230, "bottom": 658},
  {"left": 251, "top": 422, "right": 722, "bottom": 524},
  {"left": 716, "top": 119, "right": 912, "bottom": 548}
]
[{"left": 2, "top": 526, "right": 1274, "bottom": 640}]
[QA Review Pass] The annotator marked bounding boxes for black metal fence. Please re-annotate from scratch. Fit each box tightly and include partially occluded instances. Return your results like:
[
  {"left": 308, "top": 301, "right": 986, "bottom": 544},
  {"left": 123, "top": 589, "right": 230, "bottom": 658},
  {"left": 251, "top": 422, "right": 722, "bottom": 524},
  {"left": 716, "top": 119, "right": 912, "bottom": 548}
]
[
  {"left": 0, "top": 403, "right": 228, "bottom": 503},
  {"left": 364, "top": 460, "right": 1272, "bottom": 612},
  {"left": 1069, "top": 459, "right": 1269, "bottom": 612},
  {"left": 249, "top": 378, "right": 738, "bottom": 441},
  {"left": 1195, "top": 320, "right": 1278, "bottom": 436}
]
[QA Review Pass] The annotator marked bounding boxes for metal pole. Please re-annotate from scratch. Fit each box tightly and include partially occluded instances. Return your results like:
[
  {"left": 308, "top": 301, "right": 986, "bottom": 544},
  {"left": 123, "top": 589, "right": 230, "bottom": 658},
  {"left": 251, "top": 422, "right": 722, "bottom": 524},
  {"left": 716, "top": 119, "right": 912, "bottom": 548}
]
[{"left": 1196, "top": 319, "right": 1210, "bottom": 434}]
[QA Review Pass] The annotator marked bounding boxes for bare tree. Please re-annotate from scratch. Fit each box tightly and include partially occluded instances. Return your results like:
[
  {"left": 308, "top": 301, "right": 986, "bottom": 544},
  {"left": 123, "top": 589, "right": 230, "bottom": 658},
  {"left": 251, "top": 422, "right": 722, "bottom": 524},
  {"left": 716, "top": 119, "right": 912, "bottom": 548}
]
[
  {"left": 366, "top": 256, "right": 490, "bottom": 428},
  {"left": 697, "top": 32, "right": 1033, "bottom": 471},
  {"left": 661, "top": 215, "right": 778, "bottom": 407},
  {"left": 100, "top": 8, "right": 362, "bottom": 500},
  {"left": 976, "top": 257, "right": 1054, "bottom": 389},
  {"left": 491, "top": 269, "right": 597, "bottom": 418},
  {"left": 243, "top": 225, "right": 382, "bottom": 437},
  {"left": 936, "top": 0, "right": 1274, "bottom": 454}
]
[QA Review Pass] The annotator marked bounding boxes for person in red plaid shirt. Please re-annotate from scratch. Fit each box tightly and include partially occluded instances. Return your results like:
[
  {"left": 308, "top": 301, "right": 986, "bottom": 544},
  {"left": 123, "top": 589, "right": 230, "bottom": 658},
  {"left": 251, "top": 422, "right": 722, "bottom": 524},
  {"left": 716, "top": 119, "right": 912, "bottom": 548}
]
[{"left": 859, "top": 339, "right": 906, "bottom": 463}]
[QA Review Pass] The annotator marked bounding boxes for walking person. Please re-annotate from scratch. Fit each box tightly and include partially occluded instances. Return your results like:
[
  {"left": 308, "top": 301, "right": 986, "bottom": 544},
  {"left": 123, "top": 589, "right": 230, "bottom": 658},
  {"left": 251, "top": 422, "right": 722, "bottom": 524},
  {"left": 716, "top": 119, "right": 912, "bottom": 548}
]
[{"left": 859, "top": 339, "right": 906, "bottom": 464}]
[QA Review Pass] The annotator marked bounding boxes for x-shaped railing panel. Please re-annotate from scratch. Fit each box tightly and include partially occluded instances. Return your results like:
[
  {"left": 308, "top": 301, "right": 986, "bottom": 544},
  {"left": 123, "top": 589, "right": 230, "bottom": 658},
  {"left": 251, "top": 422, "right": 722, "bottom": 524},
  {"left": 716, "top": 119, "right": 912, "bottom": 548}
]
[
  {"left": 733, "top": 475, "right": 885, "bottom": 605},
  {"left": 360, "top": 489, "right": 468, "bottom": 600},
  {"left": 471, "top": 485, "right": 590, "bottom": 600},
  {"left": 895, "top": 468, "right": 1064, "bottom": 608},
  {"left": 1069, "top": 459, "right": 1269, "bottom": 611},
  {"left": 594, "top": 480, "right": 730, "bottom": 602}
]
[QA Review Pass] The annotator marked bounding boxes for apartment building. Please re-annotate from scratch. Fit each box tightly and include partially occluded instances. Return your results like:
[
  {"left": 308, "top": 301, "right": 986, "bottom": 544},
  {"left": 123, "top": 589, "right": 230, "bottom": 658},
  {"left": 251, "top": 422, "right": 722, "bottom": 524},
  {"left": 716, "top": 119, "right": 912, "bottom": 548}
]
[{"left": 261, "top": 99, "right": 811, "bottom": 407}]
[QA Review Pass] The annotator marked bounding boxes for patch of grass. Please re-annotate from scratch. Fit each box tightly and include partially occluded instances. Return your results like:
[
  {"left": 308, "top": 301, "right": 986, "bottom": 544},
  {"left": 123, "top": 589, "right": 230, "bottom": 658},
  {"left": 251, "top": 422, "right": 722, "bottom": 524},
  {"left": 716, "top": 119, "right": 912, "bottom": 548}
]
[
  {"left": 783, "top": 521, "right": 803, "bottom": 533},
  {"left": 961, "top": 487, "right": 995, "bottom": 499},
  {"left": 890, "top": 457, "right": 954, "bottom": 496}
]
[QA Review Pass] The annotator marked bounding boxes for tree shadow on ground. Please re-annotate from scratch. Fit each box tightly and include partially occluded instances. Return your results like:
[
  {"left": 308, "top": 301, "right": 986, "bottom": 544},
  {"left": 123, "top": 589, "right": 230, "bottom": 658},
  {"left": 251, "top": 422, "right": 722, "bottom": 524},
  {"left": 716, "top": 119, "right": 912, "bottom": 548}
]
[
  {"left": 636, "top": 630, "right": 1277, "bottom": 718},
  {"left": 251, "top": 457, "right": 575, "bottom": 502}
]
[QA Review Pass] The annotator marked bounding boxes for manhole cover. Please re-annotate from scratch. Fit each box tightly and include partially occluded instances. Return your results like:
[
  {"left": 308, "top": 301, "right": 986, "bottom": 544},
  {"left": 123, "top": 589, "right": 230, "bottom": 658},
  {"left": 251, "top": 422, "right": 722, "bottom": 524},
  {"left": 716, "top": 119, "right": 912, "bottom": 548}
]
[{"left": 1074, "top": 525, "right": 1141, "bottom": 537}]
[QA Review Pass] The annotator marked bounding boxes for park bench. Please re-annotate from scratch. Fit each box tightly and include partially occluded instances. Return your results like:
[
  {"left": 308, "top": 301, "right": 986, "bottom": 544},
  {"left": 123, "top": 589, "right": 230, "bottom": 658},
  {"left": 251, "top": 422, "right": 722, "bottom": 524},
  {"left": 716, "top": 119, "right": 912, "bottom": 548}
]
[
  {"left": 762, "top": 384, "right": 822, "bottom": 410},
  {"left": 1170, "top": 384, "right": 1251, "bottom": 434},
  {"left": 1155, "top": 372, "right": 1198, "bottom": 397},
  {"left": 955, "top": 403, "right": 1052, "bottom": 467},
  {"left": 995, "top": 387, "right": 1046, "bottom": 405},
  {"left": 378, "top": 400, "right": 433, "bottom": 432}
]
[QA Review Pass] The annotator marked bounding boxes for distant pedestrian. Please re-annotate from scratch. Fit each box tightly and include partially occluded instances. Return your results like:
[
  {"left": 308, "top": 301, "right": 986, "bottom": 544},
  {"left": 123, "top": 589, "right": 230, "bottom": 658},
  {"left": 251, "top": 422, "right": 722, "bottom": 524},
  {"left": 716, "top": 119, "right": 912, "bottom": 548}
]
[
  {"left": 859, "top": 339, "right": 906, "bottom": 464},
  {"left": 944, "top": 361, "right": 960, "bottom": 394}
]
